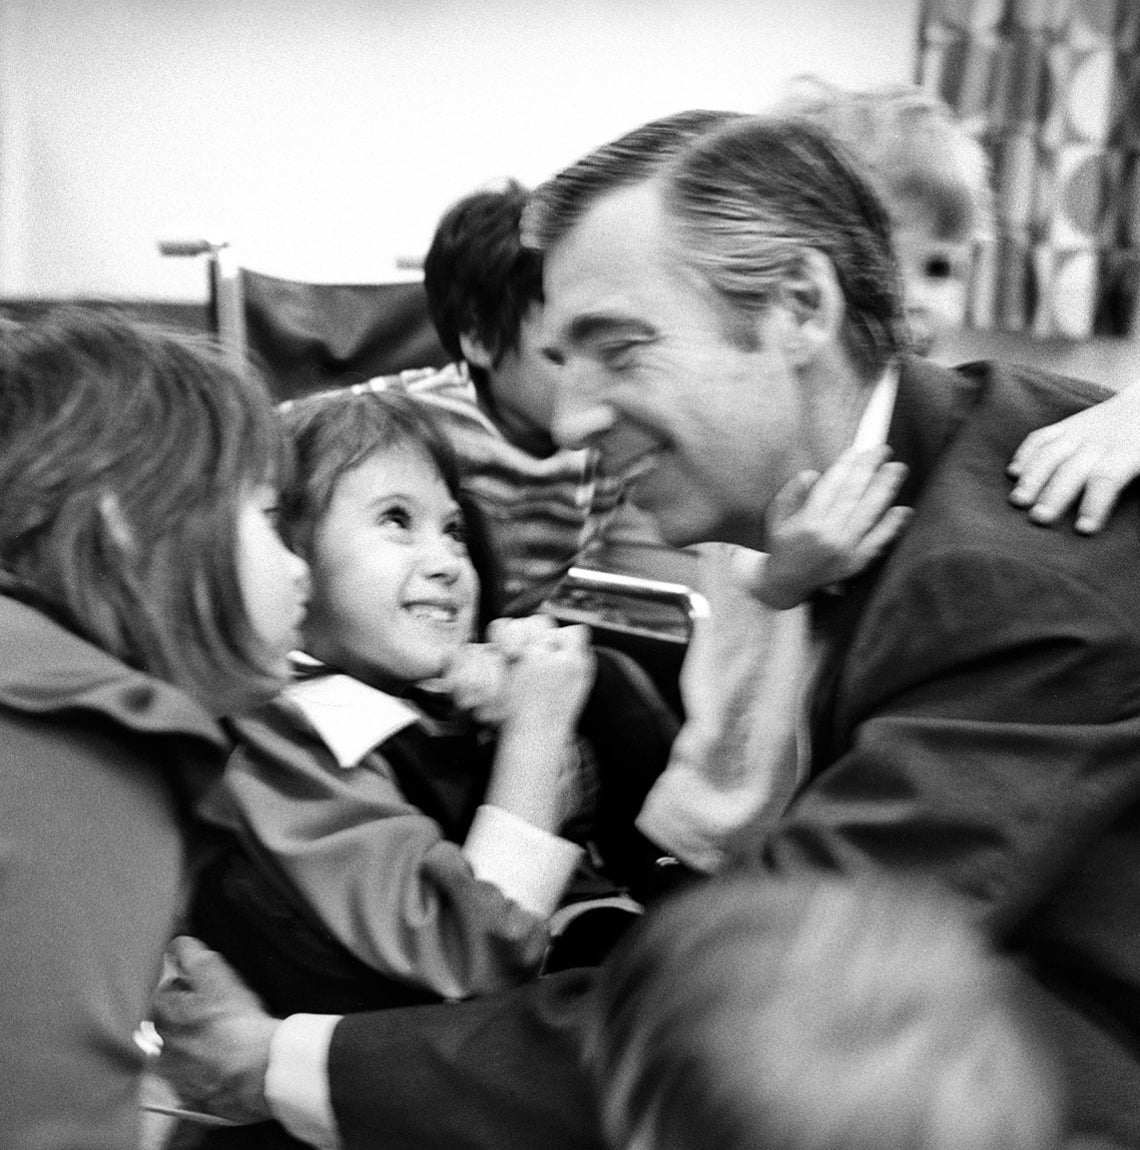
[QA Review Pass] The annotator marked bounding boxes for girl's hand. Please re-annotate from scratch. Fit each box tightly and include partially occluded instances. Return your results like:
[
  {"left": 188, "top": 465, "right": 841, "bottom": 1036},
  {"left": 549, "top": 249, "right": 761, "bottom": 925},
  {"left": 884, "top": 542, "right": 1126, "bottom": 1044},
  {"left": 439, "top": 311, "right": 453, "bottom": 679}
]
[
  {"left": 489, "top": 617, "right": 595, "bottom": 734},
  {"left": 444, "top": 617, "right": 595, "bottom": 731},
  {"left": 442, "top": 642, "right": 511, "bottom": 725},
  {"left": 755, "top": 446, "right": 911, "bottom": 609},
  {"left": 1008, "top": 387, "right": 1140, "bottom": 534},
  {"left": 480, "top": 619, "right": 595, "bottom": 833}
]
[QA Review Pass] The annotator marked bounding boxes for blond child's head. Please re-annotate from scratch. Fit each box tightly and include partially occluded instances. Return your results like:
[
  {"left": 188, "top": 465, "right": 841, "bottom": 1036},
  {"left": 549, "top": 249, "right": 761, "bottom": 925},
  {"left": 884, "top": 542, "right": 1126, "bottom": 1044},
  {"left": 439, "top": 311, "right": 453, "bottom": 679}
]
[
  {"left": 591, "top": 873, "right": 1059, "bottom": 1150},
  {"left": 773, "top": 77, "right": 992, "bottom": 354}
]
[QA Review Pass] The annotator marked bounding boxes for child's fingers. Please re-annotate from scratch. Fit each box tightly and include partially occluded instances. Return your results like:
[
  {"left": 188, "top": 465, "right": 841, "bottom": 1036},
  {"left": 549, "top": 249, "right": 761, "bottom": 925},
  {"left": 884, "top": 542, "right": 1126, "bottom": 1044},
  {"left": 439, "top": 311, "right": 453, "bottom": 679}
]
[
  {"left": 517, "top": 622, "right": 593, "bottom": 664},
  {"left": 1008, "top": 435, "right": 1076, "bottom": 507},
  {"left": 442, "top": 643, "right": 509, "bottom": 717},
  {"left": 551, "top": 623, "right": 593, "bottom": 659},
  {"left": 1007, "top": 423, "right": 1063, "bottom": 479},
  {"left": 803, "top": 445, "right": 893, "bottom": 521},
  {"left": 1024, "top": 448, "right": 1098, "bottom": 526},
  {"left": 842, "top": 505, "right": 913, "bottom": 576},
  {"left": 768, "top": 470, "right": 819, "bottom": 528},
  {"left": 1074, "top": 467, "right": 1131, "bottom": 534},
  {"left": 841, "top": 460, "right": 909, "bottom": 540},
  {"left": 486, "top": 614, "right": 558, "bottom": 660}
]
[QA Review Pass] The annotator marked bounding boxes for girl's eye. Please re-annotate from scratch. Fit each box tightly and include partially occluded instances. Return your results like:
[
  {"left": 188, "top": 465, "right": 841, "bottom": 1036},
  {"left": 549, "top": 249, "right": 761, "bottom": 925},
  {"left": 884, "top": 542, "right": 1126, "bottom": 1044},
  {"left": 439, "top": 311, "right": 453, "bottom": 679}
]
[
  {"left": 377, "top": 506, "right": 411, "bottom": 530},
  {"left": 445, "top": 518, "right": 469, "bottom": 547}
]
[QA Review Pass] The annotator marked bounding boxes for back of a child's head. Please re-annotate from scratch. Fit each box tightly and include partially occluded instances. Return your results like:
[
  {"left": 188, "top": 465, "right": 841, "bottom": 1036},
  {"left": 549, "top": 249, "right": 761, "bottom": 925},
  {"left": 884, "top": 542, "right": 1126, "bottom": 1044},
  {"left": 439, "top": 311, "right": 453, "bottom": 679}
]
[
  {"left": 0, "top": 306, "right": 288, "bottom": 712},
  {"left": 422, "top": 179, "right": 543, "bottom": 371},
  {"left": 278, "top": 385, "right": 500, "bottom": 622},
  {"left": 771, "top": 76, "right": 992, "bottom": 245},
  {"left": 592, "top": 874, "right": 1060, "bottom": 1150}
]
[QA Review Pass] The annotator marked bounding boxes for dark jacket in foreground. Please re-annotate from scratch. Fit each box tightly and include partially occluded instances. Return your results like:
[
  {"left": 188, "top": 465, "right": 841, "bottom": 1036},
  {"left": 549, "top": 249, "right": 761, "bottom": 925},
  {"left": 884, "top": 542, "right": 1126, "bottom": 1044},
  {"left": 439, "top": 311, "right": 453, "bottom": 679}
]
[{"left": 327, "top": 357, "right": 1140, "bottom": 1149}]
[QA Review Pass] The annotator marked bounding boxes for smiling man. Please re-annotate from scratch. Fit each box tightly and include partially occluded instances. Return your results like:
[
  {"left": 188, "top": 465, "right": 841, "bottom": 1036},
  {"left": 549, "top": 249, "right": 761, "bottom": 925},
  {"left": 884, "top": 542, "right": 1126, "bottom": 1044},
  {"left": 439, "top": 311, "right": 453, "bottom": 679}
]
[
  {"left": 531, "top": 137, "right": 897, "bottom": 551},
  {"left": 155, "top": 114, "right": 1140, "bottom": 1150}
]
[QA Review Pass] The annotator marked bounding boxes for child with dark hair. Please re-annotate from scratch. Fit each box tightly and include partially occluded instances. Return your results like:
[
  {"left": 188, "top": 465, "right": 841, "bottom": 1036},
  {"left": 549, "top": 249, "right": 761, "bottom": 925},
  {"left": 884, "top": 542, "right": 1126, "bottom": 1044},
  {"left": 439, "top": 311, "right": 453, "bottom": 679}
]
[
  {"left": 0, "top": 307, "right": 309, "bottom": 1148},
  {"left": 373, "top": 178, "right": 664, "bottom": 614},
  {"left": 191, "top": 387, "right": 615, "bottom": 1020},
  {"left": 423, "top": 179, "right": 547, "bottom": 448},
  {"left": 592, "top": 874, "right": 1061, "bottom": 1150}
]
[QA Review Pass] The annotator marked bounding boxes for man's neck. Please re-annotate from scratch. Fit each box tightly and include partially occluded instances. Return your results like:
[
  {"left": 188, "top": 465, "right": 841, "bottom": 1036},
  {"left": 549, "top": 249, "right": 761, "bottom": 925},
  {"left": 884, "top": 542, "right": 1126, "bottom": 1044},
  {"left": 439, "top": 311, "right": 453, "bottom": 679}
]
[{"left": 798, "top": 352, "right": 896, "bottom": 471}]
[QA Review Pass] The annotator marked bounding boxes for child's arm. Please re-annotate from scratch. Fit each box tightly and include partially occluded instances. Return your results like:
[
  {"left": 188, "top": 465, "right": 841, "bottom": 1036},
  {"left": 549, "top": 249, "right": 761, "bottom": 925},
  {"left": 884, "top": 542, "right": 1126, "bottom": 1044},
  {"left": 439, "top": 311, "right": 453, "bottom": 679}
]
[
  {"left": 211, "top": 704, "right": 580, "bottom": 1004},
  {"left": 478, "top": 618, "right": 595, "bottom": 832},
  {"left": 636, "top": 449, "right": 910, "bottom": 873},
  {"left": 749, "top": 445, "right": 911, "bottom": 609},
  {"left": 1008, "top": 382, "right": 1140, "bottom": 533},
  {"left": 441, "top": 618, "right": 595, "bottom": 830}
]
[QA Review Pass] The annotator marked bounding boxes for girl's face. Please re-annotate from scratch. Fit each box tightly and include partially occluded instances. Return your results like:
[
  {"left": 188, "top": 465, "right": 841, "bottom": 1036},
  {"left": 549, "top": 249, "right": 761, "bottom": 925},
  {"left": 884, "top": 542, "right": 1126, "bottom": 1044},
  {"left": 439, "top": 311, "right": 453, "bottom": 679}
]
[
  {"left": 236, "top": 484, "right": 312, "bottom": 677},
  {"left": 302, "top": 442, "right": 480, "bottom": 689}
]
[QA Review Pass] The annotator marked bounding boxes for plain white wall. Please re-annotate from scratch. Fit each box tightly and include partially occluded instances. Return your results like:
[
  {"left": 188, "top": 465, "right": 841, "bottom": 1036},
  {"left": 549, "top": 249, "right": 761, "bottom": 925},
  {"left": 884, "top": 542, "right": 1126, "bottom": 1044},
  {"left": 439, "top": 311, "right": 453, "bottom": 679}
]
[{"left": 0, "top": 0, "right": 921, "bottom": 301}]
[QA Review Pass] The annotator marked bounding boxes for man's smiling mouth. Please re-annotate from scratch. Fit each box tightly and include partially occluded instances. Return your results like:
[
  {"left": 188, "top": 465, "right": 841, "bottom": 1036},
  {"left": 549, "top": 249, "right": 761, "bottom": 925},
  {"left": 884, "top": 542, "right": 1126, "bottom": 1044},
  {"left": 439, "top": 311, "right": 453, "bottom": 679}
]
[{"left": 612, "top": 446, "right": 664, "bottom": 487}]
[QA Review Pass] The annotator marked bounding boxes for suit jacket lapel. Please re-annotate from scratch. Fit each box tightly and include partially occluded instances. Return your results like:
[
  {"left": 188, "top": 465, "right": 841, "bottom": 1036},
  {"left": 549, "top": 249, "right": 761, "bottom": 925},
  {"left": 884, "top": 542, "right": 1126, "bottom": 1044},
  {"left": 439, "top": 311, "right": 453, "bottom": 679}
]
[
  {"left": 886, "top": 355, "right": 985, "bottom": 509},
  {"left": 807, "top": 357, "right": 984, "bottom": 774}
]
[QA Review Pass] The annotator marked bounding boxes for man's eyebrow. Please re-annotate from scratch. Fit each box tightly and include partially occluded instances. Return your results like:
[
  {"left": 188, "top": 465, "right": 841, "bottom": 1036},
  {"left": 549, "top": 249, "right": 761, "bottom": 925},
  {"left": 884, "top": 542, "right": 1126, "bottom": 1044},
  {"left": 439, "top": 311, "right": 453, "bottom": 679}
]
[{"left": 564, "top": 313, "right": 657, "bottom": 347}]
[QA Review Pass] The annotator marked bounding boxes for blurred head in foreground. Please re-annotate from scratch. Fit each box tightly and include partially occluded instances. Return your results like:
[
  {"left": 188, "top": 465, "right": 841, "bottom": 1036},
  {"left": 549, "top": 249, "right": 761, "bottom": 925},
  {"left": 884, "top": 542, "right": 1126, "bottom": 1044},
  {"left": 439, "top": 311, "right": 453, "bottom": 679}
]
[{"left": 591, "top": 873, "right": 1059, "bottom": 1150}]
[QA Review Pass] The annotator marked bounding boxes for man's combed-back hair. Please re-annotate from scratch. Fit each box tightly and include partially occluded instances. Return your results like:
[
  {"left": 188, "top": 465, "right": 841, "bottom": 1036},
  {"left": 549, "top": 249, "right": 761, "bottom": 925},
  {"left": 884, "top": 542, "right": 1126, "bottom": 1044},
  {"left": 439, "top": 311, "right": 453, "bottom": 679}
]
[
  {"left": 0, "top": 307, "right": 290, "bottom": 714},
  {"left": 522, "top": 109, "right": 743, "bottom": 254},
  {"left": 663, "top": 115, "right": 908, "bottom": 378},
  {"left": 423, "top": 180, "right": 543, "bottom": 388},
  {"left": 525, "top": 111, "right": 904, "bottom": 380},
  {"left": 592, "top": 874, "right": 1060, "bottom": 1150},
  {"left": 278, "top": 386, "right": 501, "bottom": 628}
]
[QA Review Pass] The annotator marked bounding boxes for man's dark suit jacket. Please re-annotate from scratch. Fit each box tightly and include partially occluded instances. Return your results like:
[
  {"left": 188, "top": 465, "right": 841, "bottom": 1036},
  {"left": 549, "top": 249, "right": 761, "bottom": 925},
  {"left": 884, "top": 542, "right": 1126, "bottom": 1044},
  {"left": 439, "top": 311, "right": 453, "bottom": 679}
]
[{"left": 326, "top": 357, "right": 1140, "bottom": 1149}]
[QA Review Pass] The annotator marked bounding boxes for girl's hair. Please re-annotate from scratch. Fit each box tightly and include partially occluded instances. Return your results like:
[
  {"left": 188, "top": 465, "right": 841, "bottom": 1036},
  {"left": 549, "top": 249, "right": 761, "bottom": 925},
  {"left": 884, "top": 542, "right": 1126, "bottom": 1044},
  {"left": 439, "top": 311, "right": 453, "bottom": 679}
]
[
  {"left": 0, "top": 307, "right": 292, "bottom": 714},
  {"left": 278, "top": 386, "right": 502, "bottom": 629}
]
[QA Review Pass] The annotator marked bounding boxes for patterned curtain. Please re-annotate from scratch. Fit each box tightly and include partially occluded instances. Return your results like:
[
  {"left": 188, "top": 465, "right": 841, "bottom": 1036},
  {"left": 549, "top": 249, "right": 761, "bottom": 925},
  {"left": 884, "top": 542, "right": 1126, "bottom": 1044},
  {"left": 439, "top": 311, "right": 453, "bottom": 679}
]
[{"left": 918, "top": 0, "right": 1140, "bottom": 339}]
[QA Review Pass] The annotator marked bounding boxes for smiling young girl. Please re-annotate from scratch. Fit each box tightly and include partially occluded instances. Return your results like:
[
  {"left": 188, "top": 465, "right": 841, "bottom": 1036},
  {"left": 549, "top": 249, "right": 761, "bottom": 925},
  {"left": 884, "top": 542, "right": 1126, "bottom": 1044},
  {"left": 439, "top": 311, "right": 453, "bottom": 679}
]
[
  {"left": 0, "top": 308, "right": 309, "bottom": 1149},
  {"left": 190, "top": 388, "right": 599, "bottom": 1016}
]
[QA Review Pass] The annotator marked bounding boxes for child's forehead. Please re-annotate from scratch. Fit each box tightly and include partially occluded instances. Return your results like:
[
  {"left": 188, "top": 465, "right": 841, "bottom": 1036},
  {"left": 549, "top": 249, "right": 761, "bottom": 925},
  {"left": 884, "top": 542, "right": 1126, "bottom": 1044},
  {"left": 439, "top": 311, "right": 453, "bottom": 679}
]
[
  {"left": 890, "top": 186, "right": 978, "bottom": 245},
  {"left": 335, "top": 442, "right": 454, "bottom": 501}
]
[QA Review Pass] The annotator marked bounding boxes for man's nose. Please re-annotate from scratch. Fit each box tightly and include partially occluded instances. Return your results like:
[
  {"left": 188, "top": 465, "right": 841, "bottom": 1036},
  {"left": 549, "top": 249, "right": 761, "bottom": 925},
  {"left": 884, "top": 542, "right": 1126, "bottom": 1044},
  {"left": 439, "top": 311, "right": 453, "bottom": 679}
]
[
  {"left": 553, "top": 402, "right": 618, "bottom": 450},
  {"left": 552, "top": 370, "right": 617, "bottom": 449}
]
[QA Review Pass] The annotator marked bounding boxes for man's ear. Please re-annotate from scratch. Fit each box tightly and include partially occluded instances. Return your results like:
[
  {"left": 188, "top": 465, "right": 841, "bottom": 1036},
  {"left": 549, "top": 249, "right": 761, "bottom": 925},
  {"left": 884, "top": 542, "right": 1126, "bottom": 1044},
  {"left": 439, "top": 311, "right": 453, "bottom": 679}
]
[
  {"left": 459, "top": 332, "right": 495, "bottom": 370},
  {"left": 773, "top": 249, "right": 845, "bottom": 367}
]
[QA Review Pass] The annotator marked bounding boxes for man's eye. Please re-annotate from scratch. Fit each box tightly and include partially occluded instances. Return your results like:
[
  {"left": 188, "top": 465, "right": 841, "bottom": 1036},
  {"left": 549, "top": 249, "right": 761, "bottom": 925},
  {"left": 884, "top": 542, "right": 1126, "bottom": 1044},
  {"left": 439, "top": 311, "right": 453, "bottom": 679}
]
[
  {"left": 924, "top": 256, "right": 953, "bottom": 279},
  {"left": 599, "top": 342, "right": 640, "bottom": 370}
]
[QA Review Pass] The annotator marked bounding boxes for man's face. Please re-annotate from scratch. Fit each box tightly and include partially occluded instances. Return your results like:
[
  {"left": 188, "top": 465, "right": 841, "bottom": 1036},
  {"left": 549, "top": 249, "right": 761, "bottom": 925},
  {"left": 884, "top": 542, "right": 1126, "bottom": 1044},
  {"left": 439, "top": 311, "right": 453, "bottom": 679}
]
[{"left": 542, "top": 181, "right": 812, "bottom": 550}]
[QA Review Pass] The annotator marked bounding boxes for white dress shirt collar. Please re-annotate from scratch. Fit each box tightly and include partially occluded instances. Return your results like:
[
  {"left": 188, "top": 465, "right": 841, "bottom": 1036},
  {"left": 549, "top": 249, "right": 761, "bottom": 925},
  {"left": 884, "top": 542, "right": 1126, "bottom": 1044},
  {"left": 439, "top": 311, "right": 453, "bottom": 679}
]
[{"left": 850, "top": 360, "right": 899, "bottom": 453}]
